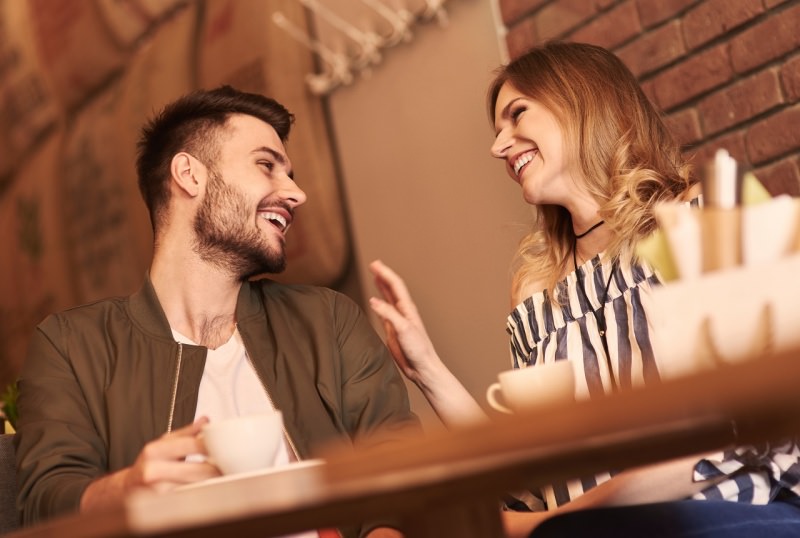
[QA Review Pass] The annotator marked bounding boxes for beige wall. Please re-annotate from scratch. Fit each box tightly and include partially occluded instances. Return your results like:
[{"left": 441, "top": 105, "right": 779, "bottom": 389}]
[{"left": 325, "top": 0, "right": 530, "bottom": 429}]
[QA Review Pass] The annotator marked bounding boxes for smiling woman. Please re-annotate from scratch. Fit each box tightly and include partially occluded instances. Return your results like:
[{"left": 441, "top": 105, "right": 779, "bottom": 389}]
[
  {"left": 491, "top": 88, "right": 573, "bottom": 209},
  {"left": 367, "top": 41, "right": 800, "bottom": 538}
]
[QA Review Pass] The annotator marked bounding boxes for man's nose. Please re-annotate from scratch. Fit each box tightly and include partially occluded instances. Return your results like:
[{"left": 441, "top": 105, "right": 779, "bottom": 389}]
[{"left": 279, "top": 176, "right": 307, "bottom": 207}]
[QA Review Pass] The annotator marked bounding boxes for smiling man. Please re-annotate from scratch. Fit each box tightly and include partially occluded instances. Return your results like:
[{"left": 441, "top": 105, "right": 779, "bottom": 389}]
[{"left": 14, "top": 86, "right": 417, "bottom": 538}]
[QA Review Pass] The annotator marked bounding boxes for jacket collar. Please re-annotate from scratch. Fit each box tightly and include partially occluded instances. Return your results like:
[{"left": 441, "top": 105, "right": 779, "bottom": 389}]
[{"left": 128, "top": 274, "right": 265, "bottom": 340}]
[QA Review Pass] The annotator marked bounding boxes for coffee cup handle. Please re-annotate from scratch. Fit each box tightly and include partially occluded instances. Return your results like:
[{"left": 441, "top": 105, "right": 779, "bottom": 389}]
[{"left": 486, "top": 382, "right": 513, "bottom": 414}]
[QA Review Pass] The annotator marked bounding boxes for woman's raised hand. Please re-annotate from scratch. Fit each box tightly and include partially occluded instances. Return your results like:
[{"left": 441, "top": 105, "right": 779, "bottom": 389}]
[
  {"left": 368, "top": 260, "right": 487, "bottom": 426},
  {"left": 368, "top": 260, "right": 440, "bottom": 386}
]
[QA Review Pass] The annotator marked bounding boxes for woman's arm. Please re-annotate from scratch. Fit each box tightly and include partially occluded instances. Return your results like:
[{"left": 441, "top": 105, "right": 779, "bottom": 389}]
[
  {"left": 368, "top": 260, "right": 486, "bottom": 427},
  {"left": 502, "top": 452, "right": 725, "bottom": 537}
]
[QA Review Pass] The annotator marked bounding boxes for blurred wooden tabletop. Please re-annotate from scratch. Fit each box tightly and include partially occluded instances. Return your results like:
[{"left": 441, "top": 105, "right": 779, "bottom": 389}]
[{"left": 9, "top": 346, "right": 800, "bottom": 538}]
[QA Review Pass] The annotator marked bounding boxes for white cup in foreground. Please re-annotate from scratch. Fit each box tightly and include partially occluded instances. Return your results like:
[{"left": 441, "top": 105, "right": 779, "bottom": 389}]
[
  {"left": 486, "top": 360, "right": 575, "bottom": 414},
  {"left": 202, "top": 412, "right": 285, "bottom": 475},
  {"left": 648, "top": 254, "right": 800, "bottom": 380}
]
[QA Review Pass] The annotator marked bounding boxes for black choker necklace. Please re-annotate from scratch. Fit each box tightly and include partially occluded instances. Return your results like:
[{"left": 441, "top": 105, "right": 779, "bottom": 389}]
[
  {"left": 575, "top": 220, "right": 605, "bottom": 239},
  {"left": 572, "top": 236, "right": 618, "bottom": 393}
]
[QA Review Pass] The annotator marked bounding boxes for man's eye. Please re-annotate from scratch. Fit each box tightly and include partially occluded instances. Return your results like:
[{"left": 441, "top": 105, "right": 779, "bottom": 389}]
[{"left": 259, "top": 161, "right": 275, "bottom": 171}]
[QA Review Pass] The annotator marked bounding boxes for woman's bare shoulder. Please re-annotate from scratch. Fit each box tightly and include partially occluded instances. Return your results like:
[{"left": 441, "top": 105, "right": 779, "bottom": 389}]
[{"left": 511, "top": 278, "right": 549, "bottom": 308}]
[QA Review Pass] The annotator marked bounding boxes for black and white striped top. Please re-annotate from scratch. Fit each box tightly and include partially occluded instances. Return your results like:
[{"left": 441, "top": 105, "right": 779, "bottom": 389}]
[{"left": 505, "top": 254, "right": 800, "bottom": 510}]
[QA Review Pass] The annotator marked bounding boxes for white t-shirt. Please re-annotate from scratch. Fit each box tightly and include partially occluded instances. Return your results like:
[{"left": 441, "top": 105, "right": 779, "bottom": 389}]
[{"left": 172, "top": 328, "right": 318, "bottom": 538}]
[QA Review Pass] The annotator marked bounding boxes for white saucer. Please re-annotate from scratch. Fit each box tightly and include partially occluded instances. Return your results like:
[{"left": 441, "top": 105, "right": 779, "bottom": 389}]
[{"left": 176, "top": 459, "right": 325, "bottom": 490}]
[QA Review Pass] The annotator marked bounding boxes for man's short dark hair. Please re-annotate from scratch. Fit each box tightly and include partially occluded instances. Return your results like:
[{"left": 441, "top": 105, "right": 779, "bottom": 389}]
[{"left": 136, "top": 85, "right": 294, "bottom": 232}]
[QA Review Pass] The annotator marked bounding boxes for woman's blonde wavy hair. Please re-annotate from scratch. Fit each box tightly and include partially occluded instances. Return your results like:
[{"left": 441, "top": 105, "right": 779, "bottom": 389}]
[{"left": 488, "top": 41, "right": 693, "bottom": 302}]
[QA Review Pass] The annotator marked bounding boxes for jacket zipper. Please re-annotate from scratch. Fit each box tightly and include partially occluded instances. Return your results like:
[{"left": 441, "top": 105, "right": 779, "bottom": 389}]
[
  {"left": 166, "top": 342, "right": 183, "bottom": 433},
  {"left": 236, "top": 323, "right": 302, "bottom": 462}
]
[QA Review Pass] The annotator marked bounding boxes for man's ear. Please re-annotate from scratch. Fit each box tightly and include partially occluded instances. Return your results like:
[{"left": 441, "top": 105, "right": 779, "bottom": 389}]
[{"left": 170, "top": 152, "right": 205, "bottom": 197}]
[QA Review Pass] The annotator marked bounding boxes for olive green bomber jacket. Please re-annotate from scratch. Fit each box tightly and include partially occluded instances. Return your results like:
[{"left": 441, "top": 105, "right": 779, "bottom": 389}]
[{"left": 15, "top": 276, "right": 419, "bottom": 536}]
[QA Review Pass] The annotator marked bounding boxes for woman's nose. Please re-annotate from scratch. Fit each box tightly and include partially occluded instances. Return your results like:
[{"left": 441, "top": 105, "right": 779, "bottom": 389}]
[{"left": 490, "top": 130, "right": 512, "bottom": 159}]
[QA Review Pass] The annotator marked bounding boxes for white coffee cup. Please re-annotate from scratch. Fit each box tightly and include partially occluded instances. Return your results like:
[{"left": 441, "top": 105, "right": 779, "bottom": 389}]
[
  {"left": 201, "top": 412, "right": 285, "bottom": 475},
  {"left": 486, "top": 360, "right": 575, "bottom": 414}
]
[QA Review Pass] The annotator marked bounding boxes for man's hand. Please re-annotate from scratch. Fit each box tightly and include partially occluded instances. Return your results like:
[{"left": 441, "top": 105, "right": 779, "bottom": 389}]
[{"left": 80, "top": 418, "right": 220, "bottom": 512}]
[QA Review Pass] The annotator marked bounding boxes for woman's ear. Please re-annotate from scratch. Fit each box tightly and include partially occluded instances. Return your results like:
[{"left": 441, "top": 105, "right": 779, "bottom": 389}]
[{"left": 170, "top": 152, "right": 204, "bottom": 197}]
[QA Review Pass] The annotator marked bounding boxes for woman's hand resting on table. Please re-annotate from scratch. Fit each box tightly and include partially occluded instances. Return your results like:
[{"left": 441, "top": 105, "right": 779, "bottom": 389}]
[{"left": 368, "top": 260, "right": 486, "bottom": 427}]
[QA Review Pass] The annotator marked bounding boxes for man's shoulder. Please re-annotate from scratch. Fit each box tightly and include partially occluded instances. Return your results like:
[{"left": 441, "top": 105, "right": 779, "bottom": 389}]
[
  {"left": 38, "top": 295, "right": 132, "bottom": 332},
  {"left": 58, "top": 294, "right": 130, "bottom": 316}
]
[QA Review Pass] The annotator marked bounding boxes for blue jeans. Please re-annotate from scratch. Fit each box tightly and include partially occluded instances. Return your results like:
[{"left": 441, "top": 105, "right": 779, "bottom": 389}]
[{"left": 530, "top": 498, "right": 800, "bottom": 538}]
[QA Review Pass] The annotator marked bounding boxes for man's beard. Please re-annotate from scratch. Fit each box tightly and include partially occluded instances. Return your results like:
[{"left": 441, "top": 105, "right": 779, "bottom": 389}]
[{"left": 193, "top": 171, "right": 286, "bottom": 280}]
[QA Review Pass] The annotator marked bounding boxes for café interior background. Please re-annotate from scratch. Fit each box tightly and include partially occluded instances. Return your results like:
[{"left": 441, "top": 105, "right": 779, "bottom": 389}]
[{"left": 1, "top": 0, "right": 798, "bottom": 428}]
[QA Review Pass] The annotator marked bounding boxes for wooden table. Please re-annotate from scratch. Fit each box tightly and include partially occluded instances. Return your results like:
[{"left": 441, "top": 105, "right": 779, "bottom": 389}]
[{"left": 9, "top": 346, "right": 800, "bottom": 538}]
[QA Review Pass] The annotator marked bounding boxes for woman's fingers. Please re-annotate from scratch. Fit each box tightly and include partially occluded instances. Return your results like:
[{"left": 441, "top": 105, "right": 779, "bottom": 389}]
[
  {"left": 370, "top": 295, "right": 418, "bottom": 374},
  {"left": 369, "top": 296, "right": 407, "bottom": 329},
  {"left": 369, "top": 260, "right": 420, "bottom": 317},
  {"left": 370, "top": 261, "right": 398, "bottom": 302},
  {"left": 370, "top": 260, "right": 410, "bottom": 298},
  {"left": 382, "top": 321, "right": 412, "bottom": 371}
]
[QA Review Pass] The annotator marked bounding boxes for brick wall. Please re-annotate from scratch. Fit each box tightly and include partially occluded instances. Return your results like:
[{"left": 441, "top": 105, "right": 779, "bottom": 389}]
[{"left": 498, "top": 0, "right": 800, "bottom": 195}]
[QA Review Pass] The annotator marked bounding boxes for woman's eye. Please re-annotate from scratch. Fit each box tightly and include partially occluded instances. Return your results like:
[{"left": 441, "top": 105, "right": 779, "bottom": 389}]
[{"left": 511, "top": 107, "right": 525, "bottom": 123}]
